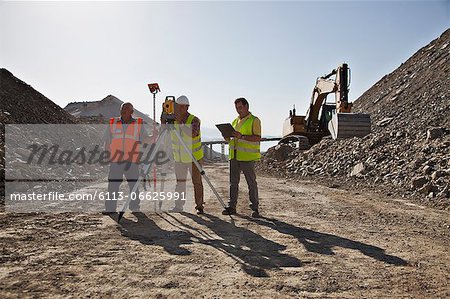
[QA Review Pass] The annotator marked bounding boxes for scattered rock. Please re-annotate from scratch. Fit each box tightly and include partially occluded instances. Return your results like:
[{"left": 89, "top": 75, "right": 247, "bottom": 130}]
[
  {"left": 350, "top": 162, "right": 366, "bottom": 177},
  {"left": 431, "top": 170, "right": 446, "bottom": 180},
  {"left": 376, "top": 117, "right": 394, "bottom": 127},
  {"left": 265, "top": 144, "right": 295, "bottom": 161},
  {"left": 418, "top": 183, "right": 433, "bottom": 194},
  {"left": 422, "top": 165, "right": 432, "bottom": 175},
  {"left": 411, "top": 176, "right": 428, "bottom": 189},
  {"left": 427, "top": 127, "right": 444, "bottom": 140}
]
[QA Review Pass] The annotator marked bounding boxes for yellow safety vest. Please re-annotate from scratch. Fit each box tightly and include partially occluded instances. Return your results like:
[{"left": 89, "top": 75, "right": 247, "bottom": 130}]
[
  {"left": 171, "top": 114, "right": 204, "bottom": 163},
  {"left": 229, "top": 114, "right": 261, "bottom": 161}
]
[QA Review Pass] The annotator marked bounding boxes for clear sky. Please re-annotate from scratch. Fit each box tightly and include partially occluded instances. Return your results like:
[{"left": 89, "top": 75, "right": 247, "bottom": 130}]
[{"left": 1, "top": 1, "right": 449, "bottom": 139}]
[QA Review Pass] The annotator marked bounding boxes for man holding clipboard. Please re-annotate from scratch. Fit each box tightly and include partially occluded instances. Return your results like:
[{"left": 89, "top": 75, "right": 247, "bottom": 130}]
[{"left": 217, "top": 97, "right": 262, "bottom": 217}]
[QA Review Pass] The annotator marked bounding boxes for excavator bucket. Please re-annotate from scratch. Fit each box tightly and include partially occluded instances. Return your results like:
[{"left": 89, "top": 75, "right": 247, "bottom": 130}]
[{"left": 328, "top": 112, "right": 371, "bottom": 139}]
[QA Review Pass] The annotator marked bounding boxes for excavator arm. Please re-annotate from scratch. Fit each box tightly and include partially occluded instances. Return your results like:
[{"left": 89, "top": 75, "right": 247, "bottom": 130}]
[
  {"left": 306, "top": 76, "right": 338, "bottom": 130},
  {"left": 306, "top": 64, "right": 353, "bottom": 129}
]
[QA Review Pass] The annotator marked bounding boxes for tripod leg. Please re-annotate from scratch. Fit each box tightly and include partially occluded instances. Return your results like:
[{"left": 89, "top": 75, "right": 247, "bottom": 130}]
[
  {"left": 171, "top": 129, "right": 229, "bottom": 213},
  {"left": 156, "top": 133, "right": 171, "bottom": 211},
  {"left": 118, "top": 128, "right": 168, "bottom": 222},
  {"left": 158, "top": 174, "right": 166, "bottom": 211}
]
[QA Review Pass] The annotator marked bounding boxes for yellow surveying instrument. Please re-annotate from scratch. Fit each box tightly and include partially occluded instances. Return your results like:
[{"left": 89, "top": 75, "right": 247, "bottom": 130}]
[{"left": 161, "top": 96, "right": 176, "bottom": 123}]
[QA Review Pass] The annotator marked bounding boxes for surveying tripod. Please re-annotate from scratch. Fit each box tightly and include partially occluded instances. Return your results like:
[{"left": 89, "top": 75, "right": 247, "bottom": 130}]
[{"left": 118, "top": 123, "right": 228, "bottom": 222}]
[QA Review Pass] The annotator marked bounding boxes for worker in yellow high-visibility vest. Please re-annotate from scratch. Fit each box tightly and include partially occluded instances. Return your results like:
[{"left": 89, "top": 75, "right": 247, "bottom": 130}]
[
  {"left": 222, "top": 97, "right": 261, "bottom": 218},
  {"left": 169, "top": 95, "right": 205, "bottom": 214}
]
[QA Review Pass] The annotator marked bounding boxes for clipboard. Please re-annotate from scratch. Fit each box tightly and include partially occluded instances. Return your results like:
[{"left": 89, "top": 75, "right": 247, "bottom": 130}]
[{"left": 215, "top": 123, "right": 235, "bottom": 138}]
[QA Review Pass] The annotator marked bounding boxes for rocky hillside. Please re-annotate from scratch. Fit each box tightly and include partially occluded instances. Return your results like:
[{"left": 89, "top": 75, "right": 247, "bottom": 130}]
[
  {"left": 260, "top": 29, "right": 450, "bottom": 209},
  {"left": 353, "top": 29, "right": 450, "bottom": 133}
]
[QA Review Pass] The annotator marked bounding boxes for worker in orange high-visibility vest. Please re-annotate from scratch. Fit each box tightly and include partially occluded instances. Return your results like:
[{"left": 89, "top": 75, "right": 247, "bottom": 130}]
[
  {"left": 222, "top": 97, "right": 262, "bottom": 218},
  {"left": 102, "top": 102, "right": 150, "bottom": 214}
]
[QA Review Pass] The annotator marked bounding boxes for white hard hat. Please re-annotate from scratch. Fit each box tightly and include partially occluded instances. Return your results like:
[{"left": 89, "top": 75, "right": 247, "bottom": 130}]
[{"left": 176, "top": 95, "right": 190, "bottom": 105}]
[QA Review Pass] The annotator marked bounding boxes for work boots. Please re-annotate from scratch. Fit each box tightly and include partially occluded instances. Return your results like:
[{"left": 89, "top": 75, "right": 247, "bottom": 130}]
[
  {"left": 251, "top": 210, "right": 261, "bottom": 218},
  {"left": 222, "top": 207, "right": 237, "bottom": 215}
]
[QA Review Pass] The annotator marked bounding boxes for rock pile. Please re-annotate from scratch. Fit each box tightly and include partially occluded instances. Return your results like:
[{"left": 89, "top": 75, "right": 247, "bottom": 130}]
[
  {"left": 0, "top": 68, "right": 77, "bottom": 125},
  {"left": 1, "top": 68, "right": 80, "bottom": 196},
  {"left": 260, "top": 29, "right": 450, "bottom": 209},
  {"left": 0, "top": 69, "right": 109, "bottom": 201},
  {"left": 64, "top": 95, "right": 154, "bottom": 125}
]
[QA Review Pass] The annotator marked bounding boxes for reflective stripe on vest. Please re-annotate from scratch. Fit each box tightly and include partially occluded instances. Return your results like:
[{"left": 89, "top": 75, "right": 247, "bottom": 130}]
[
  {"left": 171, "top": 114, "right": 204, "bottom": 163},
  {"left": 109, "top": 117, "right": 143, "bottom": 163},
  {"left": 229, "top": 114, "right": 261, "bottom": 161}
]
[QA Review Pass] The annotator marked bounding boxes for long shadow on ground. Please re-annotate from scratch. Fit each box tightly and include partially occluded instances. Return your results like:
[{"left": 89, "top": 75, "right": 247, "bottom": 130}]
[
  {"left": 116, "top": 212, "right": 406, "bottom": 278},
  {"left": 242, "top": 216, "right": 408, "bottom": 266},
  {"left": 116, "top": 213, "right": 193, "bottom": 256},
  {"left": 172, "top": 212, "right": 302, "bottom": 277}
]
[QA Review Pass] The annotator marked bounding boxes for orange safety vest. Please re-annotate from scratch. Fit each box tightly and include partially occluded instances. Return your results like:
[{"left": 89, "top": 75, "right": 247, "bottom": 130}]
[{"left": 109, "top": 117, "right": 143, "bottom": 163}]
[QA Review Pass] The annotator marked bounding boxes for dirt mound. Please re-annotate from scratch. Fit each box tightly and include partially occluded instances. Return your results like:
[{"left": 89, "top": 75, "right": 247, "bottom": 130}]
[
  {"left": 0, "top": 69, "right": 76, "bottom": 124},
  {"left": 64, "top": 95, "right": 154, "bottom": 124},
  {"left": 0, "top": 68, "right": 78, "bottom": 196},
  {"left": 260, "top": 29, "right": 450, "bottom": 209}
]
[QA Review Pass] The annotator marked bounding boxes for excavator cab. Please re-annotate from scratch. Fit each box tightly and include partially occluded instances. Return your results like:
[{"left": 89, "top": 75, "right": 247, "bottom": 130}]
[{"left": 319, "top": 104, "right": 335, "bottom": 131}]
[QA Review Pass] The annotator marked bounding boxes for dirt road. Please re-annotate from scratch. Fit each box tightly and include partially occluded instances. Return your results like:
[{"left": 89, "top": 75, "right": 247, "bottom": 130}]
[{"left": 1, "top": 163, "right": 449, "bottom": 298}]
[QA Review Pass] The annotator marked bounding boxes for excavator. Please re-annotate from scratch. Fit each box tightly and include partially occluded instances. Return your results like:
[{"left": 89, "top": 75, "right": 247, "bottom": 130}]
[{"left": 281, "top": 63, "right": 371, "bottom": 146}]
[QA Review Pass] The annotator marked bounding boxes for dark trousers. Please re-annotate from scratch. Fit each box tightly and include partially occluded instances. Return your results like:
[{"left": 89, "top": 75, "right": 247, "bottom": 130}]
[
  {"left": 106, "top": 162, "right": 140, "bottom": 212},
  {"left": 228, "top": 159, "right": 259, "bottom": 211},
  {"left": 174, "top": 160, "right": 204, "bottom": 209}
]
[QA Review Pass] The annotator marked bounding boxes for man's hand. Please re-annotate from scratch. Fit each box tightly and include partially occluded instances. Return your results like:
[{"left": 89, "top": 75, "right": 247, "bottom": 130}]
[{"left": 232, "top": 131, "right": 242, "bottom": 139}]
